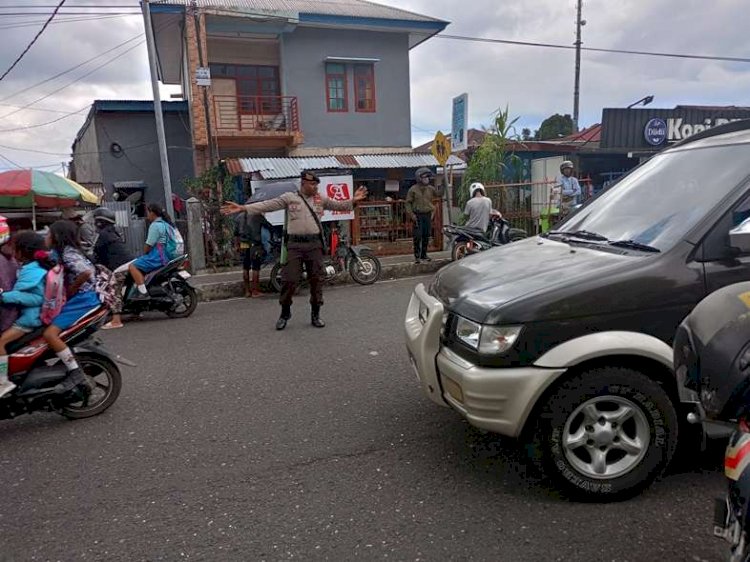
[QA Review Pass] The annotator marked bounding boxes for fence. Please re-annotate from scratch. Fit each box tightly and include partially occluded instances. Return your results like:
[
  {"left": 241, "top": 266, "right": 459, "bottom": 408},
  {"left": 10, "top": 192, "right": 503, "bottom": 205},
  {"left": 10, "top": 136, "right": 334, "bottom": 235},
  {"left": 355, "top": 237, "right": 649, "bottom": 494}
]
[
  {"left": 483, "top": 178, "right": 593, "bottom": 235},
  {"left": 352, "top": 199, "right": 443, "bottom": 255},
  {"left": 212, "top": 95, "right": 300, "bottom": 135},
  {"left": 101, "top": 201, "right": 146, "bottom": 257}
]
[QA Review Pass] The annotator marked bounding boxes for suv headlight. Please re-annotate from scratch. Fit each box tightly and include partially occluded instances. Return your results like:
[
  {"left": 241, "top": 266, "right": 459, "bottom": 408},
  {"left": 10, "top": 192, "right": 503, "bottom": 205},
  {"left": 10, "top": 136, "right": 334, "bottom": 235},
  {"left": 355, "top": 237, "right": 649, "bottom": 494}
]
[{"left": 454, "top": 317, "right": 522, "bottom": 355}]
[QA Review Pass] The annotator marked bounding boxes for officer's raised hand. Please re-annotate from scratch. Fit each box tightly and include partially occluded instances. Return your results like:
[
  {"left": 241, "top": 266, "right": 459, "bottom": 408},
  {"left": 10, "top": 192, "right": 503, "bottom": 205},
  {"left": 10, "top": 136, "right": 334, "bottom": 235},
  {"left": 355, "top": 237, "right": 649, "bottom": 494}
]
[
  {"left": 221, "top": 201, "right": 245, "bottom": 215},
  {"left": 354, "top": 186, "right": 368, "bottom": 202}
]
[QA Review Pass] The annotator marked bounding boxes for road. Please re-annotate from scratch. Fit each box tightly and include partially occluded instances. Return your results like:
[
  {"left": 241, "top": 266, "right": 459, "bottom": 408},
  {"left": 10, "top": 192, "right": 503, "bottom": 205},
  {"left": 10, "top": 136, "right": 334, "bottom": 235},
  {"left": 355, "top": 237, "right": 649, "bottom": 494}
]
[{"left": 0, "top": 276, "right": 726, "bottom": 561}]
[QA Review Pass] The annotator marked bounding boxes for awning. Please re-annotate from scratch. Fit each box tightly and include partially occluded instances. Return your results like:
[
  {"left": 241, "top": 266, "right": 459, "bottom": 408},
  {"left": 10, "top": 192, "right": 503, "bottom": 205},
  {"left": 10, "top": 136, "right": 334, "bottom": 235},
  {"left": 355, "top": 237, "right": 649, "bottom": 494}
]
[{"left": 225, "top": 153, "right": 465, "bottom": 179}]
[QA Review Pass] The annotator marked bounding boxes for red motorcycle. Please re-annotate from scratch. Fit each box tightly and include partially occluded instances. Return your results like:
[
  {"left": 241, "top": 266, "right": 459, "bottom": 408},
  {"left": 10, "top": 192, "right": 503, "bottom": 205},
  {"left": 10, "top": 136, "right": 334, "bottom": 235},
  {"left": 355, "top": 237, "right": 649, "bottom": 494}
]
[{"left": 1, "top": 306, "right": 132, "bottom": 421}]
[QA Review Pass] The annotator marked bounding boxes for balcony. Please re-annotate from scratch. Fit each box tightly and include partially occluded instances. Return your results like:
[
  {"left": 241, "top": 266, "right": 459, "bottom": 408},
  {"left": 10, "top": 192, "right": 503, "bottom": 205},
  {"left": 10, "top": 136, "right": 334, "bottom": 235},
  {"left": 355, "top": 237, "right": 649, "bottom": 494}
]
[{"left": 212, "top": 95, "right": 302, "bottom": 145}]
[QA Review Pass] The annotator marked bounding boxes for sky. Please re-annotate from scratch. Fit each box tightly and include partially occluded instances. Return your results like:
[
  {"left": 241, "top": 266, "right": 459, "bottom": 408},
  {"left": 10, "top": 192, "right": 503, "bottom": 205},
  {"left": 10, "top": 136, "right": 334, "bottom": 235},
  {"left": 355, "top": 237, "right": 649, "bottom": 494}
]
[{"left": 0, "top": 0, "right": 748, "bottom": 170}]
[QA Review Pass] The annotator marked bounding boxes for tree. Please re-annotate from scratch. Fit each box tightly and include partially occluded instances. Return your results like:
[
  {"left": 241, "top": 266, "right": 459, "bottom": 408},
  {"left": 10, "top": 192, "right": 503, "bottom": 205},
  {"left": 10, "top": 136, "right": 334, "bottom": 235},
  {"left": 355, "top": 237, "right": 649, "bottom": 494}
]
[
  {"left": 535, "top": 113, "right": 574, "bottom": 140},
  {"left": 521, "top": 128, "right": 533, "bottom": 141}
]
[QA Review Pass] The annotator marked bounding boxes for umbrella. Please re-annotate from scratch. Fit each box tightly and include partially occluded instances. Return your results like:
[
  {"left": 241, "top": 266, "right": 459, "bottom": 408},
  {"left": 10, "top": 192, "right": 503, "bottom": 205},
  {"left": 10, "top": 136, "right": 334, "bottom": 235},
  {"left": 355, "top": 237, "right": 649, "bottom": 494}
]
[
  {"left": 0, "top": 169, "right": 100, "bottom": 209},
  {"left": 248, "top": 181, "right": 298, "bottom": 203}
]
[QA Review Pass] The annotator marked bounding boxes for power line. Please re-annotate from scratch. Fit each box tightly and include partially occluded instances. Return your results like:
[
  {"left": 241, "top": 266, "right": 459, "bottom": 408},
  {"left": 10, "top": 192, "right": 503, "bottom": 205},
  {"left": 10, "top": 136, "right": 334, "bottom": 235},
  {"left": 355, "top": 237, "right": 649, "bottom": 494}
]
[
  {"left": 0, "top": 150, "right": 23, "bottom": 169},
  {"left": 0, "top": 105, "right": 90, "bottom": 133},
  {"left": 0, "top": 14, "right": 130, "bottom": 31},
  {"left": 0, "top": 0, "right": 68, "bottom": 83}
]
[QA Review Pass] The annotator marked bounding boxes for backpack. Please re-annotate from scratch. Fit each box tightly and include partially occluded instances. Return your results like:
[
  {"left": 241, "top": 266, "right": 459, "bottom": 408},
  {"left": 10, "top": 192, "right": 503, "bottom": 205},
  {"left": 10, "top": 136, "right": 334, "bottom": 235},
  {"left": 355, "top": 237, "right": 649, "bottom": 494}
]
[
  {"left": 40, "top": 264, "right": 66, "bottom": 325},
  {"left": 164, "top": 224, "right": 185, "bottom": 261},
  {"left": 93, "top": 264, "right": 117, "bottom": 309}
]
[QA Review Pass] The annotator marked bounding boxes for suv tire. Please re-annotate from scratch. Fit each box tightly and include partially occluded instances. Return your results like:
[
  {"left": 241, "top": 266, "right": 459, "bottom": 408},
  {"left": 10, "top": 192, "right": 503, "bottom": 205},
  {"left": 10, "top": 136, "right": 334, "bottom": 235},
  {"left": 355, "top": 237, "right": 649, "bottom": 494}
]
[{"left": 539, "top": 367, "right": 678, "bottom": 501}]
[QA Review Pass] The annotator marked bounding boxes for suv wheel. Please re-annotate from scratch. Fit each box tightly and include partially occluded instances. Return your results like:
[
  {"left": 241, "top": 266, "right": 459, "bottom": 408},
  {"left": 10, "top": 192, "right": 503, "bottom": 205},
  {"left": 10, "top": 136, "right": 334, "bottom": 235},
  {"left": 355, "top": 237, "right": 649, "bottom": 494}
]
[{"left": 539, "top": 367, "right": 678, "bottom": 501}]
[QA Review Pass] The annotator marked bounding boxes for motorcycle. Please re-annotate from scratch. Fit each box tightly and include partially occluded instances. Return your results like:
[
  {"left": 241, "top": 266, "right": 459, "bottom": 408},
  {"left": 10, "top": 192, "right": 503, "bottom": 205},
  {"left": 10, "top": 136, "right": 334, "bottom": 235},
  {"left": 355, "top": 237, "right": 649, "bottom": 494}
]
[
  {"left": 673, "top": 278, "right": 750, "bottom": 562},
  {"left": 120, "top": 254, "right": 197, "bottom": 318},
  {"left": 444, "top": 210, "right": 527, "bottom": 261},
  {"left": 1, "top": 305, "right": 133, "bottom": 421},
  {"left": 269, "top": 225, "right": 382, "bottom": 292}
]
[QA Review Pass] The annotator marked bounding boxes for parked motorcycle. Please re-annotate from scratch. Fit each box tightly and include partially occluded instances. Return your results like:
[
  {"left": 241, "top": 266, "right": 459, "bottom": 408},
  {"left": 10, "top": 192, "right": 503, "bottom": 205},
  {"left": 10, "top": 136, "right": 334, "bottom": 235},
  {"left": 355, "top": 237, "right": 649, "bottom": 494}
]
[
  {"left": 269, "top": 226, "right": 381, "bottom": 292},
  {"left": 673, "top": 279, "right": 750, "bottom": 562},
  {"left": 121, "top": 254, "right": 197, "bottom": 318},
  {"left": 444, "top": 210, "right": 527, "bottom": 261},
  {"left": 1, "top": 306, "right": 132, "bottom": 421}
]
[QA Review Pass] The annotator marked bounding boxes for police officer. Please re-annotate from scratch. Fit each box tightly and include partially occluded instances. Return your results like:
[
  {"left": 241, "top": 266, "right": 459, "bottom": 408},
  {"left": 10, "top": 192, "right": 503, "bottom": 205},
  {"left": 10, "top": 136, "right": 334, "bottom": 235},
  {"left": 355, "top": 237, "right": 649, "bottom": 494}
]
[
  {"left": 405, "top": 167, "right": 442, "bottom": 264},
  {"left": 221, "top": 171, "right": 368, "bottom": 330}
]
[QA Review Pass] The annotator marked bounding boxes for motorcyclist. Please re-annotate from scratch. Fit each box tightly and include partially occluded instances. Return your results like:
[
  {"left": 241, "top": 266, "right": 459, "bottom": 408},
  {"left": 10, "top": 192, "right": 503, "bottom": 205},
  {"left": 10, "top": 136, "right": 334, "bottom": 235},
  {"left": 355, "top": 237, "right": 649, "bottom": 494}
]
[
  {"left": 463, "top": 182, "right": 492, "bottom": 233},
  {"left": 557, "top": 161, "right": 581, "bottom": 215},
  {"left": 92, "top": 208, "right": 133, "bottom": 329}
]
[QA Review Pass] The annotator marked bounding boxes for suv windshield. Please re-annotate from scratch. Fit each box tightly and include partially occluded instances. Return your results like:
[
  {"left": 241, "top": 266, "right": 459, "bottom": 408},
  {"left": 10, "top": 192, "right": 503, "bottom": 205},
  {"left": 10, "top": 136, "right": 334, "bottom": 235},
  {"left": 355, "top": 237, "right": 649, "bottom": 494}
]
[{"left": 554, "top": 143, "right": 750, "bottom": 252}]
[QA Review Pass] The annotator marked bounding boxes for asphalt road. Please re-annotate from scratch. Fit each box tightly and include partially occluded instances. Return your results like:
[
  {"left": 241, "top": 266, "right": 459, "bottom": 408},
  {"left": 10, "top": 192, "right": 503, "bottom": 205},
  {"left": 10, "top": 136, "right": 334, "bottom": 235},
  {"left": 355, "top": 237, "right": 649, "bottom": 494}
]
[{"left": 0, "top": 276, "right": 727, "bottom": 561}]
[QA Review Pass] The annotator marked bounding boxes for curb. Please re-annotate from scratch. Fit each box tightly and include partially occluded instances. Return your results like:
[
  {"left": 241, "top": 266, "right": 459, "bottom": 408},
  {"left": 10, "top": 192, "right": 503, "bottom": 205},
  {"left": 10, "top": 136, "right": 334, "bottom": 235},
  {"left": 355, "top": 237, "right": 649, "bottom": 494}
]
[{"left": 195, "top": 258, "right": 451, "bottom": 302}]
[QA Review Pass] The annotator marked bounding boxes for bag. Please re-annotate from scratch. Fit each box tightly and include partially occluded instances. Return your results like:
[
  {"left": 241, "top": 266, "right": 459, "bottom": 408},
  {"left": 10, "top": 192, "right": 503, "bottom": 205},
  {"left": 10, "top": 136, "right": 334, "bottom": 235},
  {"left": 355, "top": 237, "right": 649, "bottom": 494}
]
[
  {"left": 164, "top": 224, "right": 185, "bottom": 261},
  {"left": 40, "top": 264, "right": 66, "bottom": 325},
  {"left": 93, "top": 264, "right": 117, "bottom": 308}
]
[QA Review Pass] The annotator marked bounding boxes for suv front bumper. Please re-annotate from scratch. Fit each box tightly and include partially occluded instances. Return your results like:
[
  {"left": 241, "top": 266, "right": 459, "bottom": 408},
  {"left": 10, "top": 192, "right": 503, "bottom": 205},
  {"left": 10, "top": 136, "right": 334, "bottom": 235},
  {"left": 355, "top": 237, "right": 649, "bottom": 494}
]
[{"left": 405, "top": 283, "right": 565, "bottom": 437}]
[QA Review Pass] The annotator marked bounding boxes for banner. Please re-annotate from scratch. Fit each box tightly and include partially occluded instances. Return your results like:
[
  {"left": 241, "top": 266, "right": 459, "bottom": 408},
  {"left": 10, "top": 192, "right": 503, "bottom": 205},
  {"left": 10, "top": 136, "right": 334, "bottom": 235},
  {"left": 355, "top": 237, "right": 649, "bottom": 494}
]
[{"left": 250, "top": 175, "right": 355, "bottom": 226}]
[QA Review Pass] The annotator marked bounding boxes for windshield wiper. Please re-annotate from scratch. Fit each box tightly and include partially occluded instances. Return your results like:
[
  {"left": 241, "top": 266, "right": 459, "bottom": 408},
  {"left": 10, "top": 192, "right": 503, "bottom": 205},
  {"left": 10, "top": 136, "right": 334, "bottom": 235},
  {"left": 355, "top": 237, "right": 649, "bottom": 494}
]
[
  {"left": 548, "top": 229, "right": 609, "bottom": 241},
  {"left": 609, "top": 239, "right": 661, "bottom": 253}
]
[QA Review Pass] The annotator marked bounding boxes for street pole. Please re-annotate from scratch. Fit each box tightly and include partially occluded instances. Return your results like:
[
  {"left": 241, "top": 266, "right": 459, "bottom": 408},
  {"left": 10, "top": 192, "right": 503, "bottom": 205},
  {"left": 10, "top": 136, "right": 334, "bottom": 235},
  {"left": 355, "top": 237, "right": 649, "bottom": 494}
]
[
  {"left": 142, "top": 0, "right": 175, "bottom": 218},
  {"left": 573, "top": 0, "right": 583, "bottom": 132}
]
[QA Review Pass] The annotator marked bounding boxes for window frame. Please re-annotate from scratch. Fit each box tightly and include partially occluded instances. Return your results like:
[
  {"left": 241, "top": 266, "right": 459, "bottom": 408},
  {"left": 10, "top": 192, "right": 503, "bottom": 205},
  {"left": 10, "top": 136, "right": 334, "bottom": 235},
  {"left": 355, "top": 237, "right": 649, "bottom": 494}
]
[
  {"left": 209, "top": 63, "right": 281, "bottom": 115},
  {"left": 354, "top": 64, "right": 376, "bottom": 113},
  {"left": 325, "top": 63, "right": 349, "bottom": 113}
]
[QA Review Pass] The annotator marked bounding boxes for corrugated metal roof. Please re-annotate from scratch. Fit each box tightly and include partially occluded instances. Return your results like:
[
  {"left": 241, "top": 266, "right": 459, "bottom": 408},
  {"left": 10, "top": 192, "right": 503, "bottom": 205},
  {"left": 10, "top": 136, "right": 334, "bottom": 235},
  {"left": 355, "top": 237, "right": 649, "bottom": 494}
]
[
  {"left": 227, "top": 153, "right": 465, "bottom": 179},
  {"left": 154, "top": 0, "right": 445, "bottom": 23}
]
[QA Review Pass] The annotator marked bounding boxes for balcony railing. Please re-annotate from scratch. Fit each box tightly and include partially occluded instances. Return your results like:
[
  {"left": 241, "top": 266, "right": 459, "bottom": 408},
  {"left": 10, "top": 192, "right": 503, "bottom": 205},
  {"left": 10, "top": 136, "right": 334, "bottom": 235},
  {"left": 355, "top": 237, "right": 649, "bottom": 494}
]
[{"left": 212, "top": 95, "right": 300, "bottom": 136}]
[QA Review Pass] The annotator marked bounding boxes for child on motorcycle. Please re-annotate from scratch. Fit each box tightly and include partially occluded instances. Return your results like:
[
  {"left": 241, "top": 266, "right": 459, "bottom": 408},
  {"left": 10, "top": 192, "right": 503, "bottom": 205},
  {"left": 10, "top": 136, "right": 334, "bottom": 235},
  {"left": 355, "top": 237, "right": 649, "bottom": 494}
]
[
  {"left": 42, "top": 220, "right": 99, "bottom": 398},
  {"left": 0, "top": 231, "right": 49, "bottom": 397},
  {"left": 128, "top": 203, "right": 179, "bottom": 299}
]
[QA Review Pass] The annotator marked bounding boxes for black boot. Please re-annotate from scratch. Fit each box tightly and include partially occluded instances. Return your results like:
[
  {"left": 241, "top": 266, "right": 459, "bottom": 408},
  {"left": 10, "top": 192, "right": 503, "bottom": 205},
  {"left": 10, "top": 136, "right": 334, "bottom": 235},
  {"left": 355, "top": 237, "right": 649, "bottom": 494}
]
[
  {"left": 276, "top": 305, "right": 291, "bottom": 330},
  {"left": 311, "top": 305, "right": 325, "bottom": 328}
]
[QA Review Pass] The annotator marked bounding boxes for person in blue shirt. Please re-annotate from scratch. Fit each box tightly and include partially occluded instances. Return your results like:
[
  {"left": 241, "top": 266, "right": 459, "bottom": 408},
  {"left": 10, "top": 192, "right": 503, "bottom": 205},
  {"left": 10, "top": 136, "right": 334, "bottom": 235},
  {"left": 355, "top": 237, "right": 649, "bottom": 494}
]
[
  {"left": 128, "top": 203, "right": 178, "bottom": 299},
  {"left": 557, "top": 160, "right": 582, "bottom": 213},
  {"left": 0, "top": 231, "right": 48, "bottom": 397}
]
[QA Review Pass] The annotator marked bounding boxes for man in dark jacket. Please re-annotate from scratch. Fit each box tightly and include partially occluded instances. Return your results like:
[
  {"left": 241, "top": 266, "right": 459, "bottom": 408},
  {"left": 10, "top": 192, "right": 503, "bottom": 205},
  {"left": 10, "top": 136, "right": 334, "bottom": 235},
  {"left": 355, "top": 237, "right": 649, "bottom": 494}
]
[
  {"left": 92, "top": 208, "right": 133, "bottom": 329},
  {"left": 235, "top": 205, "right": 273, "bottom": 298},
  {"left": 405, "top": 167, "right": 442, "bottom": 264}
]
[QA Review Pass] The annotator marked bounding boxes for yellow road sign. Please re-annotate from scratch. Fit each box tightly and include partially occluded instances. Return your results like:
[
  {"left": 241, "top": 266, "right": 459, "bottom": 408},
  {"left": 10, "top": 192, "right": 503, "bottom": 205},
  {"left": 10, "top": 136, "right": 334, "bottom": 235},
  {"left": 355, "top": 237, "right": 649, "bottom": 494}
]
[{"left": 431, "top": 131, "right": 451, "bottom": 167}]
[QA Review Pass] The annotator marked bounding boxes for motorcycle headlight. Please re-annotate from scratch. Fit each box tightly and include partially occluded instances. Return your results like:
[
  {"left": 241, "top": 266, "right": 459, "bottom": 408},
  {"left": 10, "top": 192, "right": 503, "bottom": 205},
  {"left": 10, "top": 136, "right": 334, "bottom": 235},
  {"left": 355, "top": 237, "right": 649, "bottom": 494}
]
[
  {"left": 479, "top": 325, "right": 523, "bottom": 355},
  {"left": 455, "top": 317, "right": 481, "bottom": 349}
]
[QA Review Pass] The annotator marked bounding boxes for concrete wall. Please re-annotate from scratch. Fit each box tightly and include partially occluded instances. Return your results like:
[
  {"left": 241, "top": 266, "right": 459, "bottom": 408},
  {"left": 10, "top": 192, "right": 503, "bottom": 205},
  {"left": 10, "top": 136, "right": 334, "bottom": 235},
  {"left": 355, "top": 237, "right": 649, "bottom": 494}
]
[
  {"left": 281, "top": 27, "right": 412, "bottom": 150},
  {"left": 71, "top": 117, "right": 103, "bottom": 184},
  {"left": 93, "top": 111, "right": 195, "bottom": 205}
]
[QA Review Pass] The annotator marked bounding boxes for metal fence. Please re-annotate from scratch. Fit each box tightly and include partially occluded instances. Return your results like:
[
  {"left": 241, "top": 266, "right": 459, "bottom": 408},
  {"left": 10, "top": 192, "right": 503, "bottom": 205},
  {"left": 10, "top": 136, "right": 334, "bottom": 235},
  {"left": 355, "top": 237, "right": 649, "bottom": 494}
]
[{"left": 101, "top": 201, "right": 146, "bottom": 257}]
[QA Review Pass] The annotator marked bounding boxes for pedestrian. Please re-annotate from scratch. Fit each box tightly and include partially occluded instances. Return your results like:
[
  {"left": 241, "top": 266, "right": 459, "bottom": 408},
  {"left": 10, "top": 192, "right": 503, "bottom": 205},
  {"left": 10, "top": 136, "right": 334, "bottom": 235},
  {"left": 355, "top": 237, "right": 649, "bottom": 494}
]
[
  {"left": 92, "top": 208, "right": 133, "bottom": 329},
  {"left": 557, "top": 160, "right": 582, "bottom": 216},
  {"left": 235, "top": 185, "right": 273, "bottom": 298},
  {"left": 463, "top": 182, "right": 492, "bottom": 233},
  {"left": 221, "top": 171, "right": 368, "bottom": 330},
  {"left": 405, "top": 168, "right": 442, "bottom": 264}
]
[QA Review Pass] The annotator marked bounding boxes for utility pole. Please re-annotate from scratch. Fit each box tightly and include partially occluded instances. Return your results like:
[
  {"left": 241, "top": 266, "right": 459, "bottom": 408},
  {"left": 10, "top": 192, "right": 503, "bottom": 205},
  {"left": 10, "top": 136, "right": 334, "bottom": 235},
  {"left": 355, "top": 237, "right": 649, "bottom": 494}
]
[
  {"left": 573, "top": 0, "right": 585, "bottom": 132},
  {"left": 142, "top": 0, "right": 175, "bottom": 218}
]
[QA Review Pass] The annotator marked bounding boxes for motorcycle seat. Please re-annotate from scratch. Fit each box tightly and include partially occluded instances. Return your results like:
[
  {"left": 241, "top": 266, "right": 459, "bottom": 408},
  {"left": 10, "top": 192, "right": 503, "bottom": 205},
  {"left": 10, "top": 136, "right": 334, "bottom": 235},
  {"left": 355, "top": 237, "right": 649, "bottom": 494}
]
[
  {"left": 6, "top": 305, "right": 108, "bottom": 355},
  {"left": 144, "top": 254, "right": 188, "bottom": 284}
]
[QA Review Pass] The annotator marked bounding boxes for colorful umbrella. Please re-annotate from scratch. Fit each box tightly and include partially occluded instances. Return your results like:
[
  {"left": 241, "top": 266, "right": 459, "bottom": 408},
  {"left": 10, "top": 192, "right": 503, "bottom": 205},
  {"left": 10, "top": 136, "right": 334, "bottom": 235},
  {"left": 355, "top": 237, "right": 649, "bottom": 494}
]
[{"left": 0, "top": 169, "right": 100, "bottom": 209}]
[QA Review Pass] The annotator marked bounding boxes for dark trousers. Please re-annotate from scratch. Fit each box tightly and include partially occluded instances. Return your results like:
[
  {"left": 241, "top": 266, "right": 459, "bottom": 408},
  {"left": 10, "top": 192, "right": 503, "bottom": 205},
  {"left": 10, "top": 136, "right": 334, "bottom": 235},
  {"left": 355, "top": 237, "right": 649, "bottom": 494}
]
[
  {"left": 280, "top": 241, "right": 323, "bottom": 312},
  {"left": 413, "top": 212, "right": 432, "bottom": 259}
]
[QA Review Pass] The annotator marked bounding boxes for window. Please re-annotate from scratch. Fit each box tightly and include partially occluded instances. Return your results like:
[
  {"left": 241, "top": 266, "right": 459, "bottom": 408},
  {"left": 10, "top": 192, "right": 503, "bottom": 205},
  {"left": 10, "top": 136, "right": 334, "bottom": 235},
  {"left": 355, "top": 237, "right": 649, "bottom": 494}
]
[
  {"left": 354, "top": 64, "right": 376, "bottom": 112},
  {"left": 209, "top": 64, "right": 280, "bottom": 114},
  {"left": 326, "top": 63, "right": 348, "bottom": 112}
]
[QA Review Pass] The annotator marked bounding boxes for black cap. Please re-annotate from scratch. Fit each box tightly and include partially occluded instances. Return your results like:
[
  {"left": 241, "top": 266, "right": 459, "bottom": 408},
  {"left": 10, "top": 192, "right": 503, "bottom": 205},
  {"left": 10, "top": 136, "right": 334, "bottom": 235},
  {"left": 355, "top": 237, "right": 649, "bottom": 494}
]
[{"left": 301, "top": 171, "right": 320, "bottom": 183}]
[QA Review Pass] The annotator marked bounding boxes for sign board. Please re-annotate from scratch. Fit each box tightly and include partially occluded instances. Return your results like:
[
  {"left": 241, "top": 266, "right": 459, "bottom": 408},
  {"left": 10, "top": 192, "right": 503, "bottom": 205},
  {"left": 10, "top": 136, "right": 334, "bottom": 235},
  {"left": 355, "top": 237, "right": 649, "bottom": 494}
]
[
  {"left": 195, "top": 66, "right": 211, "bottom": 87},
  {"left": 431, "top": 131, "right": 451, "bottom": 167},
  {"left": 250, "top": 175, "right": 355, "bottom": 226},
  {"left": 451, "top": 93, "right": 468, "bottom": 152}
]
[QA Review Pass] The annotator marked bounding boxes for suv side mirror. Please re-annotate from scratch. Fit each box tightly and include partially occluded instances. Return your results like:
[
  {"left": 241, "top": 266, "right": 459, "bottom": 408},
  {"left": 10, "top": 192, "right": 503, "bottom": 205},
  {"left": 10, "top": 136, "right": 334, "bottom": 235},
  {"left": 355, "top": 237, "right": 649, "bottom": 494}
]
[{"left": 729, "top": 218, "right": 750, "bottom": 254}]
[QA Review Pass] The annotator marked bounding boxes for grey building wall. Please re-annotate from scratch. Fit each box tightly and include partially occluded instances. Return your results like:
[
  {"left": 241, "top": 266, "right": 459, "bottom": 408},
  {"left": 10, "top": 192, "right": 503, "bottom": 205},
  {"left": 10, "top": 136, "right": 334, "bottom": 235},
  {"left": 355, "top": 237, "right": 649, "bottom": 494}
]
[
  {"left": 93, "top": 111, "right": 194, "bottom": 205},
  {"left": 71, "top": 116, "right": 103, "bottom": 185},
  {"left": 281, "top": 27, "right": 412, "bottom": 149}
]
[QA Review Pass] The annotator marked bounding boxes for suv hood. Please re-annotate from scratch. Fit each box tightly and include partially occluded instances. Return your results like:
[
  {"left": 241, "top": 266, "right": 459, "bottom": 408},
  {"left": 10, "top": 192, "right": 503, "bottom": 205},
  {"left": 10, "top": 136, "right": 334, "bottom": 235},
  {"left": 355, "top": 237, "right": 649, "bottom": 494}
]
[{"left": 431, "top": 237, "right": 643, "bottom": 323}]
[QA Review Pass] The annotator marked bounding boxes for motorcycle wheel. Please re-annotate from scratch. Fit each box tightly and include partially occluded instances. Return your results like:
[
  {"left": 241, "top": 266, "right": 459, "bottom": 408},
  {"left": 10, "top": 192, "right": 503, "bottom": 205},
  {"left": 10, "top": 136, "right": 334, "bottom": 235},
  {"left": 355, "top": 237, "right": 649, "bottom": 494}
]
[
  {"left": 349, "top": 252, "right": 381, "bottom": 285},
  {"left": 61, "top": 355, "right": 122, "bottom": 420},
  {"left": 452, "top": 242, "right": 470, "bottom": 261},
  {"left": 269, "top": 262, "right": 283, "bottom": 293},
  {"left": 165, "top": 280, "right": 198, "bottom": 318}
]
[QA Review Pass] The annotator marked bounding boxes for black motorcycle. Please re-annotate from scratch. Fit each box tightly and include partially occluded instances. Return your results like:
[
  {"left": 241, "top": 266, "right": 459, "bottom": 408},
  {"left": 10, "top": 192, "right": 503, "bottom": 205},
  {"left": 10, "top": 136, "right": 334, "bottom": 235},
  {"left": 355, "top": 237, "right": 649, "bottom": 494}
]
[
  {"left": 444, "top": 210, "right": 527, "bottom": 261},
  {"left": 674, "top": 278, "right": 750, "bottom": 562},
  {"left": 269, "top": 227, "right": 381, "bottom": 292},
  {"left": 121, "top": 254, "right": 197, "bottom": 318}
]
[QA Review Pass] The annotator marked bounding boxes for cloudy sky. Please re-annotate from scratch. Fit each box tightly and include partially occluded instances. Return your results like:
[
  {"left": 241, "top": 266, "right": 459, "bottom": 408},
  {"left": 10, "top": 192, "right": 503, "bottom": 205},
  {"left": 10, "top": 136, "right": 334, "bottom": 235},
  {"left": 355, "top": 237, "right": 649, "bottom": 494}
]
[{"left": 0, "top": 0, "right": 748, "bottom": 170}]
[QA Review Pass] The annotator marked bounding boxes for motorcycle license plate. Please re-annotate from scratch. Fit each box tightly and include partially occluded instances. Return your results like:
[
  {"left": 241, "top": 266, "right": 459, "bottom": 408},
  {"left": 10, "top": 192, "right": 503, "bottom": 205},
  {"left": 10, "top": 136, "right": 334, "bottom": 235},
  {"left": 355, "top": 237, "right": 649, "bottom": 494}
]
[{"left": 177, "top": 270, "right": 191, "bottom": 280}]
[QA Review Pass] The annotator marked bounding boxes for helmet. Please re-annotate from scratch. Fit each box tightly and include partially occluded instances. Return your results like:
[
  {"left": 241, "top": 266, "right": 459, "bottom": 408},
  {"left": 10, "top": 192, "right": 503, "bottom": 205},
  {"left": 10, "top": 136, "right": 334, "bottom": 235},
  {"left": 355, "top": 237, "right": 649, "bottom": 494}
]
[
  {"left": 415, "top": 167, "right": 434, "bottom": 180},
  {"left": 560, "top": 160, "right": 574, "bottom": 172},
  {"left": 92, "top": 207, "right": 116, "bottom": 224},
  {"left": 470, "top": 182, "right": 486, "bottom": 197},
  {"left": 0, "top": 215, "right": 9, "bottom": 246},
  {"left": 673, "top": 281, "right": 750, "bottom": 421}
]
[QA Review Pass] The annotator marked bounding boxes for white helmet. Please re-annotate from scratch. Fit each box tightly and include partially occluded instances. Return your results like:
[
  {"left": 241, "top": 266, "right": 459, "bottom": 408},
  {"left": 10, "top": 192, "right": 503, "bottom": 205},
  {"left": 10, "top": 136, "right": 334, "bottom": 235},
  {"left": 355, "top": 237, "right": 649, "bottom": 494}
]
[
  {"left": 560, "top": 160, "right": 574, "bottom": 172},
  {"left": 470, "top": 182, "right": 486, "bottom": 197}
]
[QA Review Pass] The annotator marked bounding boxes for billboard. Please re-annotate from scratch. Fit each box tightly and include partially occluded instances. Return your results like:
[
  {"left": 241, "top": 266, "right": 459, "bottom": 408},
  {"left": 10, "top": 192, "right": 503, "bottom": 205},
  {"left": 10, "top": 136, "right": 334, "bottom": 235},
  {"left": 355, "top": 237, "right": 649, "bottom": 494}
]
[{"left": 451, "top": 93, "right": 468, "bottom": 152}]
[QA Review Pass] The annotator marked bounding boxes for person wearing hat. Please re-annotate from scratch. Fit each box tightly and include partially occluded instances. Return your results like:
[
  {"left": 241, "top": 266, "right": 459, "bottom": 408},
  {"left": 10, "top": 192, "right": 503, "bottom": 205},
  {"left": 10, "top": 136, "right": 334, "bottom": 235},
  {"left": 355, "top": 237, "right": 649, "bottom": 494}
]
[
  {"left": 221, "top": 171, "right": 368, "bottom": 330},
  {"left": 62, "top": 207, "right": 97, "bottom": 259},
  {"left": 92, "top": 208, "right": 133, "bottom": 329},
  {"left": 406, "top": 167, "right": 442, "bottom": 264},
  {"left": 557, "top": 160, "right": 582, "bottom": 216}
]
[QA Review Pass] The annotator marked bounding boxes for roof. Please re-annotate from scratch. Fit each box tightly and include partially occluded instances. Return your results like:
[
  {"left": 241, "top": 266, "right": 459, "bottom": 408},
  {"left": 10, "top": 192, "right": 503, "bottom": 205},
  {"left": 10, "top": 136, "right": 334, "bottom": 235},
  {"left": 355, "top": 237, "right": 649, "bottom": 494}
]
[
  {"left": 556, "top": 123, "right": 601, "bottom": 144},
  {"left": 225, "top": 153, "right": 465, "bottom": 178},
  {"left": 92, "top": 100, "right": 188, "bottom": 113}
]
